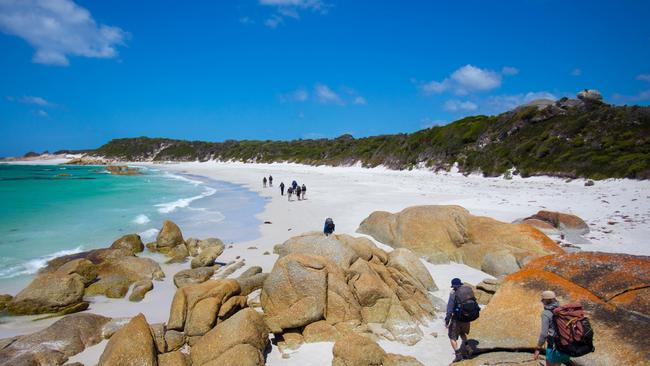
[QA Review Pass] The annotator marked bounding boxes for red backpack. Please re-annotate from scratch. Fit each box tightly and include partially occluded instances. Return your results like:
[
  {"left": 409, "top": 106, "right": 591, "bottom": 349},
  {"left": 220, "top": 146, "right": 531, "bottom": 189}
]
[{"left": 552, "top": 304, "right": 595, "bottom": 357}]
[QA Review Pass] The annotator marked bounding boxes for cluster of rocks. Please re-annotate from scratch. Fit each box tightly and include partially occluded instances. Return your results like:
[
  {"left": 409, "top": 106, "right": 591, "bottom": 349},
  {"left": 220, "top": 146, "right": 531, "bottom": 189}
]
[
  {"left": 357, "top": 205, "right": 565, "bottom": 277},
  {"left": 105, "top": 165, "right": 142, "bottom": 176},
  {"left": 265, "top": 233, "right": 438, "bottom": 351},
  {"left": 147, "top": 220, "right": 225, "bottom": 268},
  {"left": 5, "top": 233, "right": 163, "bottom": 315}
]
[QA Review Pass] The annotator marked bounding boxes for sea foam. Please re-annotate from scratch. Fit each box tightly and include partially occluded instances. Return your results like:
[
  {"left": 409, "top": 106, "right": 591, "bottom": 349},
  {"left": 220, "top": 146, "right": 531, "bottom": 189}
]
[
  {"left": 155, "top": 186, "right": 217, "bottom": 214},
  {"left": 0, "top": 246, "right": 84, "bottom": 279},
  {"left": 133, "top": 214, "right": 151, "bottom": 225}
]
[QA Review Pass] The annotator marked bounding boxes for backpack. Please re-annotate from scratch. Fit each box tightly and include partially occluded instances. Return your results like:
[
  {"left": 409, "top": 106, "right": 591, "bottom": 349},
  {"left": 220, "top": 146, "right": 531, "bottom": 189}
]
[
  {"left": 325, "top": 218, "right": 335, "bottom": 232},
  {"left": 453, "top": 286, "right": 480, "bottom": 322},
  {"left": 552, "top": 304, "right": 595, "bottom": 357}
]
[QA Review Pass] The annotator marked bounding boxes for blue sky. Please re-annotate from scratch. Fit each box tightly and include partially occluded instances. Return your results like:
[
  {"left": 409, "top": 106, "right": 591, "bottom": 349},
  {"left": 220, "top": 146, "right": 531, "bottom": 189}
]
[{"left": 1, "top": 0, "right": 649, "bottom": 156}]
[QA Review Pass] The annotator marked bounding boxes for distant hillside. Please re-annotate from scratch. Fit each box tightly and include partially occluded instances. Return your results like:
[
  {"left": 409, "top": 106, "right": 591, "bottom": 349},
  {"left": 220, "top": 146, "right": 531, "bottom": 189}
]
[{"left": 92, "top": 96, "right": 650, "bottom": 180}]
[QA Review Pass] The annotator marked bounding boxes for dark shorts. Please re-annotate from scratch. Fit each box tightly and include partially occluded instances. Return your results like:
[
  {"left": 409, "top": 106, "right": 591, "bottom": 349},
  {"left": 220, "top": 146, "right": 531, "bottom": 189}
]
[{"left": 448, "top": 320, "right": 470, "bottom": 340}]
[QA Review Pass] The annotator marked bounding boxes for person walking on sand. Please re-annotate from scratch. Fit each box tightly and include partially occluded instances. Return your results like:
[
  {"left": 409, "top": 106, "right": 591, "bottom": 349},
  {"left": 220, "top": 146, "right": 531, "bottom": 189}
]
[
  {"left": 446, "top": 278, "right": 478, "bottom": 362},
  {"left": 324, "top": 218, "right": 335, "bottom": 236},
  {"left": 280, "top": 182, "right": 285, "bottom": 196},
  {"left": 534, "top": 291, "right": 571, "bottom": 366},
  {"left": 269, "top": 175, "right": 273, "bottom": 187},
  {"left": 301, "top": 184, "right": 307, "bottom": 199},
  {"left": 296, "top": 185, "right": 302, "bottom": 200},
  {"left": 263, "top": 177, "right": 267, "bottom": 188},
  {"left": 287, "top": 186, "right": 293, "bottom": 201}
]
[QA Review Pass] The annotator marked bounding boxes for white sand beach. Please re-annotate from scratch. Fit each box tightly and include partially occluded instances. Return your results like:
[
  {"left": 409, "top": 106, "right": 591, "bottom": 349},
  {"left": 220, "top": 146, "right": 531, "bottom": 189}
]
[{"left": 5, "top": 160, "right": 650, "bottom": 366}]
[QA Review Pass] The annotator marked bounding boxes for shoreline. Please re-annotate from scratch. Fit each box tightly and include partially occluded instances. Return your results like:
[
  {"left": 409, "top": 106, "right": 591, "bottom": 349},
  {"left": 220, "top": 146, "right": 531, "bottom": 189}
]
[{"left": 2, "top": 159, "right": 649, "bottom": 365}]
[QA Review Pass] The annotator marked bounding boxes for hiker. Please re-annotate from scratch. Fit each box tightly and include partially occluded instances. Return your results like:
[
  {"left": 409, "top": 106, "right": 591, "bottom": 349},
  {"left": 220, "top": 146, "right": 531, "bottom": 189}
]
[
  {"left": 534, "top": 291, "right": 571, "bottom": 366},
  {"left": 292, "top": 180, "right": 298, "bottom": 190},
  {"left": 287, "top": 186, "right": 293, "bottom": 201},
  {"left": 301, "top": 184, "right": 307, "bottom": 199},
  {"left": 296, "top": 185, "right": 302, "bottom": 200},
  {"left": 445, "top": 278, "right": 479, "bottom": 362},
  {"left": 263, "top": 177, "right": 267, "bottom": 188},
  {"left": 280, "top": 182, "right": 285, "bottom": 196},
  {"left": 323, "top": 218, "right": 335, "bottom": 236},
  {"left": 269, "top": 175, "right": 273, "bottom": 187}
]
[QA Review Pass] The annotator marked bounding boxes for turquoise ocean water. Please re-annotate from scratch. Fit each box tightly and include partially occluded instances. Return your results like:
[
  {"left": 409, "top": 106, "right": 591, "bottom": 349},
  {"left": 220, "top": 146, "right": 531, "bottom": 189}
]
[{"left": 0, "top": 164, "right": 264, "bottom": 293}]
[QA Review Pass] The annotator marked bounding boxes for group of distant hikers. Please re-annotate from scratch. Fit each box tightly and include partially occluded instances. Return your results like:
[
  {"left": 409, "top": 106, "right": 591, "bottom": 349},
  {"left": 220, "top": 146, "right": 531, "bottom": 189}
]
[
  {"left": 263, "top": 175, "right": 307, "bottom": 201},
  {"left": 446, "top": 279, "right": 594, "bottom": 364}
]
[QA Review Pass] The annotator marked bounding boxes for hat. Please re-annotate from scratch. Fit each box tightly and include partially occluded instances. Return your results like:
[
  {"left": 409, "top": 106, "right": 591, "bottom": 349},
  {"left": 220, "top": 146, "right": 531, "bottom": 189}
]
[
  {"left": 541, "top": 290, "right": 556, "bottom": 300},
  {"left": 451, "top": 278, "right": 462, "bottom": 287}
]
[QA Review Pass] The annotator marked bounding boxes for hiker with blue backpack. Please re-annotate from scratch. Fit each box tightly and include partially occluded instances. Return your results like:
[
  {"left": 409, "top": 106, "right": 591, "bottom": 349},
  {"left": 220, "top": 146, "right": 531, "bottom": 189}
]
[
  {"left": 323, "top": 218, "right": 335, "bottom": 236},
  {"left": 446, "top": 278, "right": 480, "bottom": 362},
  {"left": 534, "top": 290, "right": 594, "bottom": 366}
]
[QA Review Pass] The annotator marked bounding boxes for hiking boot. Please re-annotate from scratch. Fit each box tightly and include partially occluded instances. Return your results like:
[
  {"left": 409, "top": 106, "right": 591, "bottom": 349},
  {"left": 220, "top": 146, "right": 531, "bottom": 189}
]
[{"left": 453, "top": 350, "right": 464, "bottom": 362}]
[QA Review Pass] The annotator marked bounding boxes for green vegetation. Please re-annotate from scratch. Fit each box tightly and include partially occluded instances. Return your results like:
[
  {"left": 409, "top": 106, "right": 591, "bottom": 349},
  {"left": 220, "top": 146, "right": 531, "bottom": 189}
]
[{"left": 93, "top": 100, "right": 650, "bottom": 180}]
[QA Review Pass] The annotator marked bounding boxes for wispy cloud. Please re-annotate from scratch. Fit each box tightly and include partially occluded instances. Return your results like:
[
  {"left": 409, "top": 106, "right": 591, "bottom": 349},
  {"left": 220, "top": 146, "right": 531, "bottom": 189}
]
[
  {"left": 281, "top": 84, "right": 365, "bottom": 106},
  {"left": 571, "top": 68, "right": 582, "bottom": 76},
  {"left": 637, "top": 74, "right": 650, "bottom": 83},
  {"left": 259, "top": 0, "right": 330, "bottom": 28},
  {"left": 7, "top": 95, "right": 56, "bottom": 107},
  {"left": 0, "top": 0, "right": 128, "bottom": 66},
  {"left": 239, "top": 16, "right": 254, "bottom": 25},
  {"left": 315, "top": 83, "right": 343, "bottom": 105},
  {"left": 501, "top": 66, "right": 519, "bottom": 76},
  {"left": 419, "top": 65, "right": 503, "bottom": 95},
  {"left": 353, "top": 96, "right": 367, "bottom": 105},
  {"left": 35, "top": 109, "right": 48, "bottom": 117},
  {"left": 444, "top": 100, "right": 478, "bottom": 112},
  {"left": 279, "top": 88, "right": 309, "bottom": 102}
]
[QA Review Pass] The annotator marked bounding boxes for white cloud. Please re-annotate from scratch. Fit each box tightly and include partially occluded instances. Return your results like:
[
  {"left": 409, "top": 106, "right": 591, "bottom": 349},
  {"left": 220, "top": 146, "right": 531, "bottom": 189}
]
[
  {"left": 485, "top": 91, "right": 557, "bottom": 112},
  {"left": 280, "top": 88, "right": 309, "bottom": 102},
  {"left": 501, "top": 66, "right": 519, "bottom": 75},
  {"left": 7, "top": 95, "right": 56, "bottom": 107},
  {"left": 353, "top": 96, "right": 367, "bottom": 105},
  {"left": 314, "top": 83, "right": 343, "bottom": 105},
  {"left": 239, "top": 16, "right": 254, "bottom": 25},
  {"left": 264, "top": 14, "right": 284, "bottom": 28},
  {"left": 22, "top": 95, "right": 54, "bottom": 106},
  {"left": 259, "top": 0, "right": 329, "bottom": 28},
  {"left": 637, "top": 74, "right": 650, "bottom": 83},
  {"left": 444, "top": 100, "right": 478, "bottom": 112},
  {"left": 35, "top": 109, "right": 48, "bottom": 117},
  {"left": 0, "top": 0, "right": 127, "bottom": 66},
  {"left": 420, "top": 64, "right": 502, "bottom": 95},
  {"left": 571, "top": 68, "right": 582, "bottom": 76}
]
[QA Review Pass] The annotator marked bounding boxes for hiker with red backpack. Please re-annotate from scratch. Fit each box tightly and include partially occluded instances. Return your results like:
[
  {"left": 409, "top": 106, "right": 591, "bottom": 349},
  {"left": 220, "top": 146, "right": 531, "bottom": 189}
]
[
  {"left": 534, "top": 290, "right": 595, "bottom": 365},
  {"left": 445, "top": 278, "right": 480, "bottom": 362}
]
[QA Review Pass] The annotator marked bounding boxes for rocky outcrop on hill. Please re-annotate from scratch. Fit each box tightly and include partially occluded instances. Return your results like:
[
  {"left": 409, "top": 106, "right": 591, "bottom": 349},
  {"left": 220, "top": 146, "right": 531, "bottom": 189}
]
[
  {"left": 357, "top": 205, "right": 563, "bottom": 276},
  {"left": 0, "top": 313, "right": 110, "bottom": 366},
  {"left": 263, "top": 232, "right": 437, "bottom": 347},
  {"left": 468, "top": 252, "right": 650, "bottom": 365}
]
